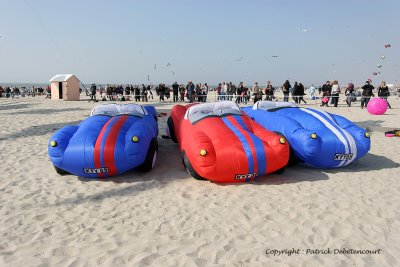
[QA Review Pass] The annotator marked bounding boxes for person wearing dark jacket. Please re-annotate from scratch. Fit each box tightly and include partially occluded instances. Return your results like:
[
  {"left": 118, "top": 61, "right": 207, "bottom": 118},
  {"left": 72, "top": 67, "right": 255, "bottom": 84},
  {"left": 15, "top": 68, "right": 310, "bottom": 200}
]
[
  {"left": 361, "top": 81, "right": 374, "bottom": 109},
  {"left": 134, "top": 86, "right": 141, "bottom": 101},
  {"left": 89, "top": 83, "right": 97, "bottom": 101},
  {"left": 187, "top": 81, "right": 195, "bottom": 103},
  {"left": 157, "top": 84, "right": 166, "bottom": 101},
  {"left": 141, "top": 84, "right": 148, "bottom": 102},
  {"left": 282, "top": 80, "right": 291, "bottom": 102},
  {"left": 172, "top": 82, "right": 179, "bottom": 102},
  {"left": 292, "top": 82, "right": 300, "bottom": 104},
  {"left": 378, "top": 81, "right": 391, "bottom": 109},
  {"left": 297, "top": 83, "right": 307, "bottom": 104},
  {"left": 264, "top": 81, "right": 275, "bottom": 101},
  {"left": 320, "top": 81, "right": 331, "bottom": 107},
  {"left": 236, "top": 82, "right": 244, "bottom": 104}
]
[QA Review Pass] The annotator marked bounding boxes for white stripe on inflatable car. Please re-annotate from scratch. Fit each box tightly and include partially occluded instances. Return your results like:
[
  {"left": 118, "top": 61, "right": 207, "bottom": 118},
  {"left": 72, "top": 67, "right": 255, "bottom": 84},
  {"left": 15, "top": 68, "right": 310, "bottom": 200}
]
[
  {"left": 320, "top": 111, "right": 358, "bottom": 166},
  {"left": 299, "top": 108, "right": 349, "bottom": 167}
]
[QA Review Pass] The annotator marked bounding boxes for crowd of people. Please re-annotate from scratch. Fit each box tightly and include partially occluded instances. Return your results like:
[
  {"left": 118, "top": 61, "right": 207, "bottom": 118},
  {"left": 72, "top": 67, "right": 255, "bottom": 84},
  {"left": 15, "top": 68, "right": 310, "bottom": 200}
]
[
  {"left": 1, "top": 80, "right": 398, "bottom": 109},
  {"left": 318, "top": 80, "right": 393, "bottom": 109},
  {"left": 0, "top": 85, "right": 50, "bottom": 98}
]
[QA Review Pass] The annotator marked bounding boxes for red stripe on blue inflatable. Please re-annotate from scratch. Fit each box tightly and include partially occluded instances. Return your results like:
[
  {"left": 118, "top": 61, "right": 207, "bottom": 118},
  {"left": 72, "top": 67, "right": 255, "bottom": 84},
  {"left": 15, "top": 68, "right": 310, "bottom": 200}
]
[
  {"left": 103, "top": 115, "right": 129, "bottom": 176},
  {"left": 94, "top": 118, "right": 115, "bottom": 178}
]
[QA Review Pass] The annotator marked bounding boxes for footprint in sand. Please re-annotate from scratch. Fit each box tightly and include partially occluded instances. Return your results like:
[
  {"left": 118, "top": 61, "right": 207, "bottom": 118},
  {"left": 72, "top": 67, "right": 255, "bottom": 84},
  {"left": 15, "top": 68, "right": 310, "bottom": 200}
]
[
  {"left": 218, "top": 247, "right": 237, "bottom": 263},
  {"left": 52, "top": 246, "right": 80, "bottom": 257},
  {"left": 152, "top": 255, "right": 170, "bottom": 265},
  {"left": 308, "top": 228, "right": 329, "bottom": 247}
]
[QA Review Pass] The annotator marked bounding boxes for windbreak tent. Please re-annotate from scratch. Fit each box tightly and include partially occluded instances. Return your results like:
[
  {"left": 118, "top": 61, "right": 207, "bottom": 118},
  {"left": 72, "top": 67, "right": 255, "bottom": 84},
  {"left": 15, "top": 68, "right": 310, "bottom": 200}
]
[{"left": 49, "top": 74, "right": 80, "bottom": 100}]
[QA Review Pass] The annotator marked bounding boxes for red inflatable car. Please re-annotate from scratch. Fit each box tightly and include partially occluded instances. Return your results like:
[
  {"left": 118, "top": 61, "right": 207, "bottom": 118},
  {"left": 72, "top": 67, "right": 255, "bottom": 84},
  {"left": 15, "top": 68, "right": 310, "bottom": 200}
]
[{"left": 167, "top": 101, "right": 290, "bottom": 183}]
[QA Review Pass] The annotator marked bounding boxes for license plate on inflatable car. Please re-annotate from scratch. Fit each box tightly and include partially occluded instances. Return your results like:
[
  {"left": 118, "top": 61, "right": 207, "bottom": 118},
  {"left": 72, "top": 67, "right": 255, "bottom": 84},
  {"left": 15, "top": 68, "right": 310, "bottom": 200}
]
[
  {"left": 334, "top": 153, "right": 353, "bottom": 161},
  {"left": 235, "top": 172, "right": 258, "bottom": 181},
  {"left": 83, "top": 167, "right": 109, "bottom": 174}
]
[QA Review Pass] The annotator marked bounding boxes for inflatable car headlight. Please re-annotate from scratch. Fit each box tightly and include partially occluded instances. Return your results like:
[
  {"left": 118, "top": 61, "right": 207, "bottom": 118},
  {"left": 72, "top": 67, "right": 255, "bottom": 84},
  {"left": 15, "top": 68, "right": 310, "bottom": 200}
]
[
  {"left": 200, "top": 149, "right": 207, "bottom": 156},
  {"left": 365, "top": 132, "right": 370, "bottom": 138},
  {"left": 279, "top": 137, "right": 286, "bottom": 144},
  {"left": 311, "top": 133, "right": 317, "bottom": 139},
  {"left": 132, "top": 136, "right": 139, "bottom": 142},
  {"left": 50, "top": 140, "right": 57, "bottom": 147}
]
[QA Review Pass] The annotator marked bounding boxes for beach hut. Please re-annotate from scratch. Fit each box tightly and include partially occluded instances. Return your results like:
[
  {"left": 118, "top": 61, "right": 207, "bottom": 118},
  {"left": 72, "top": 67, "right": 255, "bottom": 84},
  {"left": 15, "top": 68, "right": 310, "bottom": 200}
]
[{"left": 49, "top": 74, "right": 80, "bottom": 101}]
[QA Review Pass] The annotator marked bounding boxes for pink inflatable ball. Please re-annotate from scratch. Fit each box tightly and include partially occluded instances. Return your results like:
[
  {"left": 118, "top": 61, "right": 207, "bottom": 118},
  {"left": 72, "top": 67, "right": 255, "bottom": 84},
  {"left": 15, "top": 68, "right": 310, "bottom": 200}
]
[{"left": 367, "top": 98, "right": 388, "bottom": 115}]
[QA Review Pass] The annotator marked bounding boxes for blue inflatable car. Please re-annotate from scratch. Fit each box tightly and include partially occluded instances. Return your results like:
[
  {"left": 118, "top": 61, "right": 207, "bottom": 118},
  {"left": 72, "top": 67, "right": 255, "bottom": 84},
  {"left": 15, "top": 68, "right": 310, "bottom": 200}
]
[
  {"left": 242, "top": 101, "right": 371, "bottom": 168},
  {"left": 48, "top": 104, "right": 158, "bottom": 178}
]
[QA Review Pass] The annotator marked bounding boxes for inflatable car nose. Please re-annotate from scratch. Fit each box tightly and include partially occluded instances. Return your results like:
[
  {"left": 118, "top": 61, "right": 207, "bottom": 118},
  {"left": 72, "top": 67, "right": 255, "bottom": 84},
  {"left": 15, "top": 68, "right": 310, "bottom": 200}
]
[
  {"left": 242, "top": 101, "right": 370, "bottom": 168},
  {"left": 48, "top": 104, "right": 159, "bottom": 178},
  {"left": 169, "top": 101, "right": 290, "bottom": 183}
]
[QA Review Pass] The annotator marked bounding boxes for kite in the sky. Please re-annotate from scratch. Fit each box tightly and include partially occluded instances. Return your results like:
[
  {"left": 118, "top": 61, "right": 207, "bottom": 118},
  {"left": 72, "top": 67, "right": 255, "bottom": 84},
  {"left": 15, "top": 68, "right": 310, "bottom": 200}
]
[
  {"left": 167, "top": 63, "right": 171, "bottom": 67},
  {"left": 272, "top": 55, "right": 278, "bottom": 58},
  {"left": 171, "top": 71, "right": 174, "bottom": 76},
  {"left": 235, "top": 57, "right": 243, "bottom": 61},
  {"left": 154, "top": 64, "right": 157, "bottom": 69},
  {"left": 147, "top": 75, "right": 150, "bottom": 81},
  {"left": 381, "top": 55, "right": 385, "bottom": 60},
  {"left": 373, "top": 72, "right": 378, "bottom": 76},
  {"left": 377, "top": 64, "right": 382, "bottom": 68},
  {"left": 384, "top": 44, "right": 391, "bottom": 48}
]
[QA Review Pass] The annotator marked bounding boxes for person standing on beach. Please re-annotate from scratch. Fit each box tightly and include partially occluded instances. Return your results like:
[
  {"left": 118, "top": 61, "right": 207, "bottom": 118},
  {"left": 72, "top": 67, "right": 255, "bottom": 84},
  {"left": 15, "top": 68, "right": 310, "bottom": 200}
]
[
  {"left": 187, "top": 81, "right": 195, "bottom": 103},
  {"left": 134, "top": 86, "right": 141, "bottom": 101},
  {"left": 236, "top": 82, "right": 244, "bottom": 104},
  {"left": 308, "top": 84, "right": 316, "bottom": 100},
  {"left": 89, "top": 83, "right": 97, "bottom": 101},
  {"left": 141, "top": 84, "right": 148, "bottom": 102},
  {"left": 331, "top": 80, "right": 340, "bottom": 107},
  {"left": 292, "top": 82, "right": 299, "bottom": 104},
  {"left": 297, "top": 83, "right": 307, "bottom": 104},
  {"left": 361, "top": 81, "right": 374, "bottom": 109},
  {"left": 378, "top": 81, "right": 391, "bottom": 109},
  {"left": 252, "top": 82, "right": 261, "bottom": 103},
  {"left": 201, "top": 83, "right": 209, "bottom": 102},
  {"left": 282, "top": 80, "right": 291, "bottom": 102},
  {"left": 179, "top": 84, "right": 185, "bottom": 101},
  {"left": 243, "top": 85, "right": 250, "bottom": 104},
  {"left": 264, "top": 81, "right": 274, "bottom": 101},
  {"left": 320, "top": 81, "right": 331, "bottom": 107},
  {"left": 172, "top": 82, "right": 179, "bottom": 102},
  {"left": 222, "top": 82, "right": 228, "bottom": 101},
  {"left": 345, "top": 83, "right": 355, "bottom": 107}
]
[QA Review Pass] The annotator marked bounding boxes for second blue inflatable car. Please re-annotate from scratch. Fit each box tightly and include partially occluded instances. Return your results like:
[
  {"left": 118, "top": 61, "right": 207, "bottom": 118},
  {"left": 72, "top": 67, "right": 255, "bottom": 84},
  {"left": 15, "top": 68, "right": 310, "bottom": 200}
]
[
  {"left": 48, "top": 104, "right": 158, "bottom": 178},
  {"left": 242, "top": 101, "right": 371, "bottom": 168}
]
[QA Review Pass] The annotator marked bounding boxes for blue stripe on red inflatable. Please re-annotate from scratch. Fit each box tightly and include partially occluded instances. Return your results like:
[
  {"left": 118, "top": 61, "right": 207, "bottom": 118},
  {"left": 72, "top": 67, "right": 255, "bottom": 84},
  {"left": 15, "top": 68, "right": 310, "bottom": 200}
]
[
  {"left": 234, "top": 116, "right": 267, "bottom": 175},
  {"left": 222, "top": 117, "right": 254, "bottom": 173}
]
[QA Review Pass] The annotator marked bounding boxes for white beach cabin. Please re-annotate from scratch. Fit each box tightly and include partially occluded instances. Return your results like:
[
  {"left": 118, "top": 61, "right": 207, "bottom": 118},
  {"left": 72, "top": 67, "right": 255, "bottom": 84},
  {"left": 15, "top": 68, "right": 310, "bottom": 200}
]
[{"left": 49, "top": 74, "right": 80, "bottom": 101}]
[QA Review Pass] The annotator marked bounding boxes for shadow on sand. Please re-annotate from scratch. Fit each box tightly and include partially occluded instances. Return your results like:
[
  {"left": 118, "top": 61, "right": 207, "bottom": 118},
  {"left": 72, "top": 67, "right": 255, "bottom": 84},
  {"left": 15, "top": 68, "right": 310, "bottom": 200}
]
[
  {"left": 0, "top": 120, "right": 82, "bottom": 141},
  {"left": 6, "top": 107, "right": 87, "bottom": 115},
  {"left": 354, "top": 119, "right": 397, "bottom": 134},
  {"left": 0, "top": 103, "right": 35, "bottom": 111},
  {"left": 54, "top": 140, "right": 188, "bottom": 206}
]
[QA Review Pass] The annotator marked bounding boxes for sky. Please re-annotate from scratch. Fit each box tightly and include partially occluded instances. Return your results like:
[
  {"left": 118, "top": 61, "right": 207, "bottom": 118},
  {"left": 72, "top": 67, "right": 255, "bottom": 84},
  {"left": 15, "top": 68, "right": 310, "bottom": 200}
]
[{"left": 0, "top": 0, "right": 399, "bottom": 86}]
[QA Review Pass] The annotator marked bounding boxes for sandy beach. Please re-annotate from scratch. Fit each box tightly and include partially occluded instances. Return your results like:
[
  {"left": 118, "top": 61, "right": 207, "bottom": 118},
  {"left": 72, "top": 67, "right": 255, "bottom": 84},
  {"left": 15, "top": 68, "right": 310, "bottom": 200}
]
[{"left": 1, "top": 94, "right": 399, "bottom": 266}]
